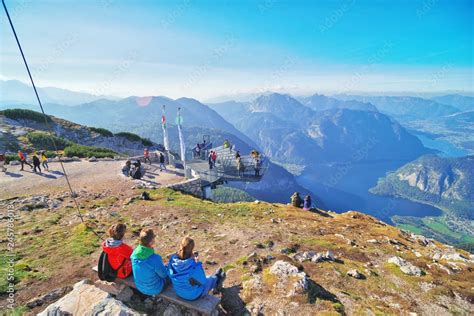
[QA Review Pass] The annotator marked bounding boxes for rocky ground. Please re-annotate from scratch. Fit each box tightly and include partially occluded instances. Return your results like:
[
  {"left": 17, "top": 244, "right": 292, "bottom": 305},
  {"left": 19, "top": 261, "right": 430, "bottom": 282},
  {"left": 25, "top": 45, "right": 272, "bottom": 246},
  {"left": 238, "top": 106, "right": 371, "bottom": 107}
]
[{"left": 0, "top": 160, "right": 473, "bottom": 315}]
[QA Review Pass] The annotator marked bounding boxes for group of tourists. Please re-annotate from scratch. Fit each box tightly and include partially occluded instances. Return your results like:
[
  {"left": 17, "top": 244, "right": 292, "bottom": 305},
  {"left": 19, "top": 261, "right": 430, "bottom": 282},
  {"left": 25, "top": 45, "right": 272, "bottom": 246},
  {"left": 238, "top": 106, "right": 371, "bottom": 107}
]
[
  {"left": 99, "top": 224, "right": 226, "bottom": 300},
  {"left": 291, "top": 192, "right": 312, "bottom": 210},
  {"left": 14, "top": 150, "right": 49, "bottom": 173},
  {"left": 123, "top": 149, "right": 167, "bottom": 180},
  {"left": 144, "top": 148, "right": 166, "bottom": 171},
  {"left": 235, "top": 150, "right": 262, "bottom": 177}
]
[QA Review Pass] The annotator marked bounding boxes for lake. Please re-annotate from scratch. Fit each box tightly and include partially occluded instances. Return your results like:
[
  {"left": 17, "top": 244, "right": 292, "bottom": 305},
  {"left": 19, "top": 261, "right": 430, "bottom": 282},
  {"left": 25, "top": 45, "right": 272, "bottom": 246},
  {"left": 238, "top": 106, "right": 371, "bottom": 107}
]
[{"left": 297, "top": 160, "right": 443, "bottom": 224}]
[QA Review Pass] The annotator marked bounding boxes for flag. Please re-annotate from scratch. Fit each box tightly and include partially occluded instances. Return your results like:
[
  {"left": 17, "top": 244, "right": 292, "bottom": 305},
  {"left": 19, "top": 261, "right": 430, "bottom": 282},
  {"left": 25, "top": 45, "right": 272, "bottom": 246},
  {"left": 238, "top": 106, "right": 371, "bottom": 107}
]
[
  {"left": 176, "top": 107, "right": 186, "bottom": 162},
  {"left": 162, "top": 105, "right": 169, "bottom": 151}
]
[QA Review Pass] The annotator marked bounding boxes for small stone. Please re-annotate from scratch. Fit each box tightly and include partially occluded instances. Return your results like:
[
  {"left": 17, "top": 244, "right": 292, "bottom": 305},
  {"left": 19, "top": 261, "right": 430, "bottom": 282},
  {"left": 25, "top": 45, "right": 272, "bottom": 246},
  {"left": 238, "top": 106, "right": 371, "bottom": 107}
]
[
  {"left": 205, "top": 260, "right": 217, "bottom": 266},
  {"left": 347, "top": 269, "right": 363, "bottom": 279}
]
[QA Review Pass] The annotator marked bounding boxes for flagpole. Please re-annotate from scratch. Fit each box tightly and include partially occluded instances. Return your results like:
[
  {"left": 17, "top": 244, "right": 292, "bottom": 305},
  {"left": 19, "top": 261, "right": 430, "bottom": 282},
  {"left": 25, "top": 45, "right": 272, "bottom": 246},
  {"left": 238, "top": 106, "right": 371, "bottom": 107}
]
[
  {"left": 162, "top": 105, "right": 170, "bottom": 165},
  {"left": 176, "top": 107, "right": 186, "bottom": 171}
]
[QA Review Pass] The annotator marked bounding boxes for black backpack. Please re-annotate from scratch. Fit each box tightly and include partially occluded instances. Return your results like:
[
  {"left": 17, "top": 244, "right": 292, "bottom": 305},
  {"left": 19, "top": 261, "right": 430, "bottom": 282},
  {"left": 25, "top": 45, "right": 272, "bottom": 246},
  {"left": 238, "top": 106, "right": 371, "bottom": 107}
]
[{"left": 97, "top": 251, "right": 127, "bottom": 282}]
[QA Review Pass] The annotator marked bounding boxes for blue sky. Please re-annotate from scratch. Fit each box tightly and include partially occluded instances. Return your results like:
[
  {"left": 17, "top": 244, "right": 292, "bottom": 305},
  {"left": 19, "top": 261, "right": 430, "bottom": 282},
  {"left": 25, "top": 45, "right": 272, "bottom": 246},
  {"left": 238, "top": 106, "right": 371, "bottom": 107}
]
[{"left": 1, "top": 0, "right": 473, "bottom": 100}]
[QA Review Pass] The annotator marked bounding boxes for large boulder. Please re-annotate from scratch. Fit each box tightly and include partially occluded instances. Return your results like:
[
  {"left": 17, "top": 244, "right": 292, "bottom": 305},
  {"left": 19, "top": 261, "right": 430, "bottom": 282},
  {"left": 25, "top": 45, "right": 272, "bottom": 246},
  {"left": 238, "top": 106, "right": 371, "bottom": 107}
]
[
  {"left": 387, "top": 256, "right": 423, "bottom": 276},
  {"left": 269, "top": 260, "right": 308, "bottom": 296},
  {"left": 38, "top": 280, "right": 142, "bottom": 316}
]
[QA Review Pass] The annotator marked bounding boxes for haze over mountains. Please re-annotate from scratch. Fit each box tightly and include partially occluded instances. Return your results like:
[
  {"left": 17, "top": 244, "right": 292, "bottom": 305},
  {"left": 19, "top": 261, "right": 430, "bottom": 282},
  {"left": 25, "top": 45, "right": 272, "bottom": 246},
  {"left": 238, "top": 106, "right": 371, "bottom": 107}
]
[
  {"left": 1, "top": 79, "right": 473, "bottom": 249},
  {"left": 0, "top": 80, "right": 118, "bottom": 106}
]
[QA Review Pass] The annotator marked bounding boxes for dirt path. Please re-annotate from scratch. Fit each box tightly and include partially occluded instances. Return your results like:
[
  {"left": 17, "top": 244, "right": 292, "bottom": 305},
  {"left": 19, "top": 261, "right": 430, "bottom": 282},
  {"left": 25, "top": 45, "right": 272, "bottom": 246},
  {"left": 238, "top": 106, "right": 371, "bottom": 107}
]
[{"left": 0, "top": 160, "right": 185, "bottom": 200}]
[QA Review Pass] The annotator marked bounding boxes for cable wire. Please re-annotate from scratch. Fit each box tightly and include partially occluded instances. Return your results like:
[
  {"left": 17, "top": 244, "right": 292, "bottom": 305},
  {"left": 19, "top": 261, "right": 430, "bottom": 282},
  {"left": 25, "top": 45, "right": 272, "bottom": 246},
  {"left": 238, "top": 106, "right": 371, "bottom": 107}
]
[{"left": 2, "top": 0, "right": 103, "bottom": 238}]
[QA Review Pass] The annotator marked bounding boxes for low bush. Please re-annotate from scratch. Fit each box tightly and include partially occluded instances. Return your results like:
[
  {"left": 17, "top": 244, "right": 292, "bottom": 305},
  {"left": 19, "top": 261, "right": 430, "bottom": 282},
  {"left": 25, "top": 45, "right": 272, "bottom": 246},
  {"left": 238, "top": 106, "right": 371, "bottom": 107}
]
[
  {"left": 89, "top": 127, "right": 113, "bottom": 137},
  {"left": 63, "top": 144, "right": 117, "bottom": 158},
  {"left": 115, "top": 131, "right": 153, "bottom": 146},
  {"left": 1, "top": 109, "right": 52, "bottom": 123},
  {"left": 5, "top": 153, "right": 19, "bottom": 164},
  {"left": 27, "top": 131, "right": 71, "bottom": 150}
]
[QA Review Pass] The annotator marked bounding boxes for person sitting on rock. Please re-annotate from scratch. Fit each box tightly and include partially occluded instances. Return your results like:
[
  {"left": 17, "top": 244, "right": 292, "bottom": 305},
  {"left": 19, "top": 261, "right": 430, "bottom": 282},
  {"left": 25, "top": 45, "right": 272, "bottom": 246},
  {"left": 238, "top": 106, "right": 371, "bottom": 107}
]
[
  {"left": 303, "top": 195, "right": 312, "bottom": 211},
  {"left": 291, "top": 192, "right": 302, "bottom": 208},
  {"left": 130, "top": 161, "right": 142, "bottom": 179},
  {"left": 122, "top": 160, "right": 132, "bottom": 176},
  {"left": 102, "top": 223, "right": 133, "bottom": 279},
  {"left": 131, "top": 228, "right": 169, "bottom": 296},
  {"left": 168, "top": 237, "right": 226, "bottom": 300}
]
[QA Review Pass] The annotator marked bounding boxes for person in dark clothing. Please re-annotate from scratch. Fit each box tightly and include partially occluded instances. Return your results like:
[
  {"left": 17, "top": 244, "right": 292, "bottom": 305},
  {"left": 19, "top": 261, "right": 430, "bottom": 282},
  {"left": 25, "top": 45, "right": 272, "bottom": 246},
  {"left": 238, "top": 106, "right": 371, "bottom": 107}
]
[
  {"left": 208, "top": 151, "right": 213, "bottom": 169},
  {"left": 159, "top": 153, "right": 167, "bottom": 171},
  {"left": 291, "top": 192, "right": 302, "bottom": 208},
  {"left": 303, "top": 195, "right": 312, "bottom": 210},
  {"left": 32, "top": 154, "right": 41, "bottom": 173},
  {"left": 194, "top": 144, "right": 201, "bottom": 158},
  {"left": 254, "top": 158, "right": 261, "bottom": 176}
]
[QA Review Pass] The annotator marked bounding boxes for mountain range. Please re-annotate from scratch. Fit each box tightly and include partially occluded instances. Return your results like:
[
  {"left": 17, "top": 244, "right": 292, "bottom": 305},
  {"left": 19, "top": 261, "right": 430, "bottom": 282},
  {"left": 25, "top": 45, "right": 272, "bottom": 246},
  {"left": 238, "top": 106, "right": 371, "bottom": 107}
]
[
  {"left": 0, "top": 80, "right": 118, "bottom": 106},
  {"left": 2, "top": 80, "right": 473, "bottom": 249}
]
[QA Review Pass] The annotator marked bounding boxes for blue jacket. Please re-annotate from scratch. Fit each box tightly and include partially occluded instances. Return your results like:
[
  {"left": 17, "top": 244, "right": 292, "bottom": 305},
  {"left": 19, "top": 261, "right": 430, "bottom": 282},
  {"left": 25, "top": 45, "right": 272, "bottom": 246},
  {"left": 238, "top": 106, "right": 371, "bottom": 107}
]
[
  {"left": 303, "top": 198, "right": 311, "bottom": 209},
  {"left": 168, "top": 254, "right": 207, "bottom": 300},
  {"left": 131, "top": 245, "right": 168, "bottom": 296}
]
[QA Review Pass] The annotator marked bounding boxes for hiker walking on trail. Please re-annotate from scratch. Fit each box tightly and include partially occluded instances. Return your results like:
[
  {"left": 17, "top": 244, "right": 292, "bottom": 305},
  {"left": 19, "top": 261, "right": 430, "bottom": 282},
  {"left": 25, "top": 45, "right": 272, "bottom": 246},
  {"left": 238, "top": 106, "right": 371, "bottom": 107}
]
[
  {"left": 32, "top": 153, "right": 41, "bottom": 173},
  {"left": 291, "top": 192, "right": 303, "bottom": 208},
  {"left": 303, "top": 195, "right": 312, "bottom": 211},
  {"left": 100, "top": 224, "right": 133, "bottom": 280},
  {"left": 41, "top": 152, "right": 49, "bottom": 171},
  {"left": 168, "top": 237, "right": 226, "bottom": 300},
  {"left": 131, "top": 229, "right": 169, "bottom": 296},
  {"left": 208, "top": 151, "right": 214, "bottom": 170},
  {"left": 18, "top": 150, "right": 33, "bottom": 171},
  {"left": 0, "top": 153, "right": 7, "bottom": 172},
  {"left": 144, "top": 148, "right": 151, "bottom": 164},
  {"left": 159, "top": 152, "right": 167, "bottom": 171}
]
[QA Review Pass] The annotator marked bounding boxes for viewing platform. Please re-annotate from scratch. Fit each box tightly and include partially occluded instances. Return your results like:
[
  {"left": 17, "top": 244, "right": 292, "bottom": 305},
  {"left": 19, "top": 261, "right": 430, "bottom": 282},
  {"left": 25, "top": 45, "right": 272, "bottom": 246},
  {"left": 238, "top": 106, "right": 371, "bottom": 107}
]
[{"left": 186, "top": 143, "right": 268, "bottom": 186}]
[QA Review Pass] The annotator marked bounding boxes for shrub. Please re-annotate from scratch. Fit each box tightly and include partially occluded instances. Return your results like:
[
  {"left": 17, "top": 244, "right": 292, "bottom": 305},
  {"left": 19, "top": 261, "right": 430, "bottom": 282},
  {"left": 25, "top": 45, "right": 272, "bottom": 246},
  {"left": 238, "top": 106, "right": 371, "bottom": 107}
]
[
  {"left": 63, "top": 144, "right": 117, "bottom": 158},
  {"left": 5, "top": 153, "right": 19, "bottom": 164},
  {"left": 89, "top": 127, "right": 113, "bottom": 137},
  {"left": 1, "top": 109, "right": 52, "bottom": 123},
  {"left": 115, "top": 132, "right": 142, "bottom": 142},
  {"left": 142, "top": 137, "right": 153, "bottom": 147},
  {"left": 115, "top": 131, "right": 153, "bottom": 146},
  {"left": 27, "top": 132, "right": 71, "bottom": 150}
]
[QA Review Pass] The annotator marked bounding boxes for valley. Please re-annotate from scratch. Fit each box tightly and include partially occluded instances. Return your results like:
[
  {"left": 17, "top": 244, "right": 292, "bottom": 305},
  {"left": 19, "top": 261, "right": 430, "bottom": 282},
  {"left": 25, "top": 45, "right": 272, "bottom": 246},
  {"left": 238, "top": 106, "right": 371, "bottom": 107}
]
[{"left": 1, "top": 80, "right": 473, "bottom": 251}]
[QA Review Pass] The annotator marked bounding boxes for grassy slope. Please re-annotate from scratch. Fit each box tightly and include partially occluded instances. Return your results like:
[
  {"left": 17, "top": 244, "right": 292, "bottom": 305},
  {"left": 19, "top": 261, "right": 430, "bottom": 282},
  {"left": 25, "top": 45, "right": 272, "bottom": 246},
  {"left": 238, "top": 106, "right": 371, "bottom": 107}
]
[{"left": 1, "top": 188, "right": 473, "bottom": 315}]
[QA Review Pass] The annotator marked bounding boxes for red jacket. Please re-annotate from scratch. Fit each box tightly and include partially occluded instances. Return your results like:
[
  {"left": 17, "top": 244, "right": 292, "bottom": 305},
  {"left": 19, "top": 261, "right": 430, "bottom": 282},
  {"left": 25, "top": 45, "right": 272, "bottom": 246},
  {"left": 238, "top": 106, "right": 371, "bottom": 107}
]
[{"left": 102, "top": 240, "right": 133, "bottom": 279}]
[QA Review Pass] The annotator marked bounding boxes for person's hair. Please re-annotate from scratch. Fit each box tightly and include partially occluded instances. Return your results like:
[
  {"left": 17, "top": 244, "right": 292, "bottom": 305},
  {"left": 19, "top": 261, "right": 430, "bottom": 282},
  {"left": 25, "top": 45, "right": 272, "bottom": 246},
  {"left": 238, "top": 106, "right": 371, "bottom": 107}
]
[
  {"left": 108, "top": 223, "right": 127, "bottom": 240},
  {"left": 177, "top": 237, "right": 195, "bottom": 260},
  {"left": 305, "top": 195, "right": 311, "bottom": 200},
  {"left": 139, "top": 228, "right": 155, "bottom": 247}
]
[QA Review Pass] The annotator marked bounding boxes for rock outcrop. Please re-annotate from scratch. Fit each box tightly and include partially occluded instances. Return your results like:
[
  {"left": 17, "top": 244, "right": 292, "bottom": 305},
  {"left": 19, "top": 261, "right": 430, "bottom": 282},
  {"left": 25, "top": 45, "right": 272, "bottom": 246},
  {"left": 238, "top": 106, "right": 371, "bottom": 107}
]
[{"left": 38, "top": 280, "right": 142, "bottom": 316}]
